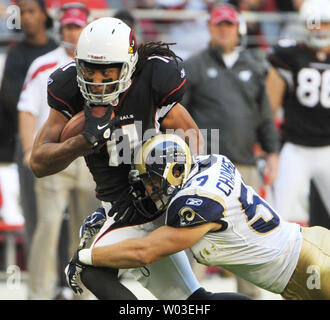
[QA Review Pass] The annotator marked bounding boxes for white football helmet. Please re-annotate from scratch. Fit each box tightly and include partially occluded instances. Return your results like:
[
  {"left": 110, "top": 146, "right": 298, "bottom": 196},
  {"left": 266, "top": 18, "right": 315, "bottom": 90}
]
[
  {"left": 75, "top": 17, "right": 138, "bottom": 105},
  {"left": 299, "top": 0, "right": 330, "bottom": 49}
]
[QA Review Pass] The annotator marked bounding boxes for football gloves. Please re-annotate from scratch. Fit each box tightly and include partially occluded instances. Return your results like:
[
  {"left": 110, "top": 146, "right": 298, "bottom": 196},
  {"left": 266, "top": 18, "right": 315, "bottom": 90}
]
[
  {"left": 82, "top": 103, "right": 120, "bottom": 152},
  {"left": 79, "top": 208, "right": 107, "bottom": 249},
  {"left": 65, "top": 208, "right": 107, "bottom": 295},
  {"left": 65, "top": 250, "right": 85, "bottom": 295},
  {"left": 108, "top": 186, "right": 137, "bottom": 224},
  {"left": 108, "top": 181, "right": 155, "bottom": 225}
]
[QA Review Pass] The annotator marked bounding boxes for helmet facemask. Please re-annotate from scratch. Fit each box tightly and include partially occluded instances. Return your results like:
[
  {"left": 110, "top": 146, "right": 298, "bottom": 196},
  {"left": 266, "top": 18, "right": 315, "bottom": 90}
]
[
  {"left": 130, "top": 134, "right": 192, "bottom": 220},
  {"left": 299, "top": 0, "right": 330, "bottom": 50},
  {"left": 76, "top": 60, "right": 133, "bottom": 106},
  {"left": 306, "top": 23, "right": 330, "bottom": 50},
  {"left": 74, "top": 17, "right": 138, "bottom": 106},
  {"left": 140, "top": 167, "right": 181, "bottom": 209},
  {"left": 129, "top": 169, "right": 180, "bottom": 220}
]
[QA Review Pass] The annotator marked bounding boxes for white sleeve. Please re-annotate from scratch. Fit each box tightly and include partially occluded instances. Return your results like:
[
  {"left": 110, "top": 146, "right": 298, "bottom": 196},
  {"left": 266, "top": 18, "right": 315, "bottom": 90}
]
[{"left": 17, "top": 62, "right": 42, "bottom": 116}]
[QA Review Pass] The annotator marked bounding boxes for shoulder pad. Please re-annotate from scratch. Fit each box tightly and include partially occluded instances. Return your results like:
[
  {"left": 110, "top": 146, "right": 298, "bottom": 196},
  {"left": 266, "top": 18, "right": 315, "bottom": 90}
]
[
  {"left": 148, "top": 57, "right": 186, "bottom": 107},
  {"left": 149, "top": 56, "right": 184, "bottom": 80},
  {"left": 47, "top": 62, "right": 83, "bottom": 117},
  {"left": 166, "top": 192, "right": 225, "bottom": 228},
  {"left": 48, "top": 61, "right": 77, "bottom": 92}
]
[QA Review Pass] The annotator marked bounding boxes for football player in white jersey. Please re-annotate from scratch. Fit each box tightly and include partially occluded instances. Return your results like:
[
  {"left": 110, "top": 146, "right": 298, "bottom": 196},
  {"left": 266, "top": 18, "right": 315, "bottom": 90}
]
[{"left": 74, "top": 134, "right": 330, "bottom": 300}]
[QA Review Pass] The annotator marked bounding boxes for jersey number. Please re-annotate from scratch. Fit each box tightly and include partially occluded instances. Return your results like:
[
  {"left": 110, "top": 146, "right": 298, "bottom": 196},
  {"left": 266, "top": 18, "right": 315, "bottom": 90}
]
[
  {"left": 106, "top": 123, "right": 139, "bottom": 167},
  {"left": 239, "top": 183, "right": 280, "bottom": 234},
  {"left": 296, "top": 68, "right": 330, "bottom": 108}
]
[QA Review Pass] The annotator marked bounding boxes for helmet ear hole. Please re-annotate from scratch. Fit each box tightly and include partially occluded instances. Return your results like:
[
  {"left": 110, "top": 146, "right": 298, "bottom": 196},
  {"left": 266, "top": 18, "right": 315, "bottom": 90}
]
[{"left": 172, "top": 164, "right": 184, "bottom": 178}]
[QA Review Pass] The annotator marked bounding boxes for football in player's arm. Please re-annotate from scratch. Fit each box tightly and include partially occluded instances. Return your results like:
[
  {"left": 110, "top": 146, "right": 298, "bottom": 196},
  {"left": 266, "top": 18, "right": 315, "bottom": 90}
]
[{"left": 77, "top": 134, "right": 330, "bottom": 300}]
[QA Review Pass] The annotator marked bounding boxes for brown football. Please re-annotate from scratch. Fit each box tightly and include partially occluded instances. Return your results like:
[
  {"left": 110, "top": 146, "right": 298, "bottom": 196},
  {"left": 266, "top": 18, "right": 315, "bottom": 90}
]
[{"left": 59, "top": 106, "right": 109, "bottom": 142}]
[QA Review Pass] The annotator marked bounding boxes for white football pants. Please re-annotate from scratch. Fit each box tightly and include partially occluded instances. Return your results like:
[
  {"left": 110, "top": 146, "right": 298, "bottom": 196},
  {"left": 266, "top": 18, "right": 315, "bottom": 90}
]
[
  {"left": 273, "top": 142, "right": 330, "bottom": 225},
  {"left": 0, "top": 163, "right": 24, "bottom": 225},
  {"left": 28, "top": 157, "right": 99, "bottom": 299}
]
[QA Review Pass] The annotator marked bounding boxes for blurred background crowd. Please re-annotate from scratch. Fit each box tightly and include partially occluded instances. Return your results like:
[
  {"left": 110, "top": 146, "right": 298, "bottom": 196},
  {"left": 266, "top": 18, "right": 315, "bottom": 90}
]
[{"left": 0, "top": 0, "right": 307, "bottom": 58}]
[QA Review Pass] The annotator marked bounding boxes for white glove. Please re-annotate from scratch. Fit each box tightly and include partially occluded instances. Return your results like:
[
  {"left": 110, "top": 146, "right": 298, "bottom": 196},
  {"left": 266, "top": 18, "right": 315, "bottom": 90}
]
[{"left": 79, "top": 208, "right": 107, "bottom": 248}]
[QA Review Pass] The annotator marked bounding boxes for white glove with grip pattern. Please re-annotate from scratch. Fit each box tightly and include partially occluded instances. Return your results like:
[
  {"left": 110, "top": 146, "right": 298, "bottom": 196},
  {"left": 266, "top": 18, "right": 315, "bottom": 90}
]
[
  {"left": 79, "top": 208, "right": 107, "bottom": 249},
  {"left": 64, "top": 250, "right": 85, "bottom": 295}
]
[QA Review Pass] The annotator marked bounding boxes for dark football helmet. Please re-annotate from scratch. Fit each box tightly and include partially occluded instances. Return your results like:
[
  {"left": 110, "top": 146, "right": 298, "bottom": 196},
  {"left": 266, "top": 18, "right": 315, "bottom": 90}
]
[{"left": 130, "top": 134, "right": 193, "bottom": 218}]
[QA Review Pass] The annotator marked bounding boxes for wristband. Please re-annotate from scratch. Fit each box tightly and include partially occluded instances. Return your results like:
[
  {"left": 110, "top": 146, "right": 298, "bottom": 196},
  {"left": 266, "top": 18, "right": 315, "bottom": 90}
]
[{"left": 78, "top": 248, "right": 93, "bottom": 265}]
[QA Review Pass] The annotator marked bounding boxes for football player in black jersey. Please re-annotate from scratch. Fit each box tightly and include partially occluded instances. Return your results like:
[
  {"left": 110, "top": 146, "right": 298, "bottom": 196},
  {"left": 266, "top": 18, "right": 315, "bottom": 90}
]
[
  {"left": 30, "top": 17, "right": 249, "bottom": 300},
  {"left": 267, "top": 0, "right": 330, "bottom": 228}
]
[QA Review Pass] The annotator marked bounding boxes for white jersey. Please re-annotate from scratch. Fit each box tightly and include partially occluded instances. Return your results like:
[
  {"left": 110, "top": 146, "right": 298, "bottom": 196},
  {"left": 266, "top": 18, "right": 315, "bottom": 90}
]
[
  {"left": 166, "top": 154, "right": 302, "bottom": 294},
  {"left": 17, "top": 46, "right": 73, "bottom": 132}
]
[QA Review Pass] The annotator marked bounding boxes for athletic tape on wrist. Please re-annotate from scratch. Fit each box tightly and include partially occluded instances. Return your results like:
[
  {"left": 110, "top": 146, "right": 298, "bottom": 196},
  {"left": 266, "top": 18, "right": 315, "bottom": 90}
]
[{"left": 79, "top": 248, "right": 93, "bottom": 265}]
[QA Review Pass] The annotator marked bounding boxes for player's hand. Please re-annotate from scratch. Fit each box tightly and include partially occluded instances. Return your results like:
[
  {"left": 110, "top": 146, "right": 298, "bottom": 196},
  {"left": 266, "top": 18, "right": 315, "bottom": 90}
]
[
  {"left": 79, "top": 208, "right": 107, "bottom": 248},
  {"left": 109, "top": 183, "right": 155, "bottom": 225},
  {"left": 264, "top": 153, "right": 279, "bottom": 186},
  {"left": 108, "top": 186, "right": 136, "bottom": 223},
  {"left": 82, "top": 103, "right": 119, "bottom": 151},
  {"left": 109, "top": 170, "right": 156, "bottom": 224},
  {"left": 65, "top": 250, "right": 85, "bottom": 295}
]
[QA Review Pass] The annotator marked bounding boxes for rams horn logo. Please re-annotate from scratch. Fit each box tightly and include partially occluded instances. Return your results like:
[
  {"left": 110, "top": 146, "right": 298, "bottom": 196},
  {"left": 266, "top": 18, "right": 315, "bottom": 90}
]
[
  {"left": 179, "top": 207, "right": 196, "bottom": 222},
  {"left": 128, "top": 30, "right": 137, "bottom": 54}
]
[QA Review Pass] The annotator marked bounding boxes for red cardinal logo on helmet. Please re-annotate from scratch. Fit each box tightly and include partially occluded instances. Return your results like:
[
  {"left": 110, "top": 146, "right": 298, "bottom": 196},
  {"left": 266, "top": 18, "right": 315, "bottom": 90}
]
[{"left": 128, "top": 30, "right": 137, "bottom": 54}]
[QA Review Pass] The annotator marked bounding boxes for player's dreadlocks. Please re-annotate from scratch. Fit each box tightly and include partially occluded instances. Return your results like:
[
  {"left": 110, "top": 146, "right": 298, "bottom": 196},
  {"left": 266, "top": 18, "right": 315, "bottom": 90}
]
[{"left": 134, "top": 41, "right": 182, "bottom": 76}]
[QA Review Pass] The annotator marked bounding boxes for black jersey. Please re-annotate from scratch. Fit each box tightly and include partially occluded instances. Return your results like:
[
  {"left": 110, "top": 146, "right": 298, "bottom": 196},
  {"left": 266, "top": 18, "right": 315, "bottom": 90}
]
[
  {"left": 47, "top": 57, "right": 186, "bottom": 201},
  {"left": 268, "top": 40, "right": 330, "bottom": 146}
]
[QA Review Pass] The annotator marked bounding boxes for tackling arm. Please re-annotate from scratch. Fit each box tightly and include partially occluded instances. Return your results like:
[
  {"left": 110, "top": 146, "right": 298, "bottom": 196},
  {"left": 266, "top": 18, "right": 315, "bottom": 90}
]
[
  {"left": 90, "top": 223, "right": 220, "bottom": 269},
  {"left": 30, "top": 108, "right": 92, "bottom": 178}
]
